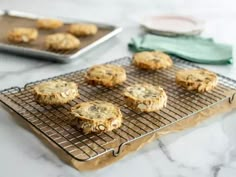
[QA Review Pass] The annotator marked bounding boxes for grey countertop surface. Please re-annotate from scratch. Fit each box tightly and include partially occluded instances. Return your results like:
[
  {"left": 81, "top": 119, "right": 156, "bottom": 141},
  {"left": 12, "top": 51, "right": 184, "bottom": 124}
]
[{"left": 0, "top": 0, "right": 236, "bottom": 177}]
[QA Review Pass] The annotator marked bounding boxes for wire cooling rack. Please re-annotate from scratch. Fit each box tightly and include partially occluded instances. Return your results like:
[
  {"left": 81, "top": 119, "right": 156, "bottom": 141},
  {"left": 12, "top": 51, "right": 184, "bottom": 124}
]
[{"left": 0, "top": 57, "right": 236, "bottom": 161}]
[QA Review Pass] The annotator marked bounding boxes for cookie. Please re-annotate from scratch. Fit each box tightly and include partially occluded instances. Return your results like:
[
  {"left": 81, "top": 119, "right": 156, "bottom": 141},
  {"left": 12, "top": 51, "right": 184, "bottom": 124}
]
[
  {"left": 71, "top": 100, "right": 122, "bottom": 133},
  {"left": 7, "top": 27, "right": 38, "bottom": 43},
  {"left": 176, "top": 69, "right": 218, "bottom": 92},
  {"left": 36, "top": 18, "right": 63, "bottom": 29},
  {"left": 124, "top": 83, "right": 167, "bottom": 112},
  {"left": 133, "top": 51, "right": 173, "bottom": 70},
  {"left": 45, "top": 33, "right": 80, "bottom": 51},
  {"left": 68, "top": 23, "right": 98, "bottom": 36},
  {"left": 34, "top": 80, "right": 79, "bottom": 105},
  {"left": 85, "top": 64, "right": 126, "bottom": 87}
]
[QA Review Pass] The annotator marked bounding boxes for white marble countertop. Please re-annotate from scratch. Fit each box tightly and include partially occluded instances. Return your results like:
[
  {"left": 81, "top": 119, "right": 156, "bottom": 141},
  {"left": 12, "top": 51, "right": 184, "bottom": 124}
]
[{"left": 0, "top": 0, "right": 236, "bottom": 177}]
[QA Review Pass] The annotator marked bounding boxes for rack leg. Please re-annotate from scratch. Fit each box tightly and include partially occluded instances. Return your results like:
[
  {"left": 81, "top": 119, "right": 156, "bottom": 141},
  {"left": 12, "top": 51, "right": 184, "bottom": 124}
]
[
  {"left": 229, "top": 93, "right": 236, "bottom": 104},
  {"left": 112, "top": 143, "right": 125, "bottom": 157}
]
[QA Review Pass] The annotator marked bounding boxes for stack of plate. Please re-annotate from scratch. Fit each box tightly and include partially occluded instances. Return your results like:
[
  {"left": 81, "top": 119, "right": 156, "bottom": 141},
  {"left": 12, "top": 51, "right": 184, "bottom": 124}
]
[{"left": 140, "top": 15, "right": 204, "bottom": 36}]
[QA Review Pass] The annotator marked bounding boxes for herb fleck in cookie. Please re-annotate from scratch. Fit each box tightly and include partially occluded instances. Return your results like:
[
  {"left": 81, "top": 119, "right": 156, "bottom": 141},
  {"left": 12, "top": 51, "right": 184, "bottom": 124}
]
[
  {"left": 176, "top": 69, "right": 218, "bottom": 92},
  {"left": 133, "top": 51, "right": 173, "bottom": 70},
  {"left": 68, "top": 23, "right": 98, "bottom": 36},
  {"left": 71, "top": 100, "right": 122, "bottom": 134},
  {"left": 45, "top": 33, "right": 80, "bottom": 51},
  {"left": 34, "top": 80, "right": 79, "bottom": 105},
  {"left": 7, "top": 27, "right": 38, "bottom": 43},
  {"left": 124, "top": 83, "right": 167, "bottom": 112},
  {"left": 85, "top": 64, "right": 126, "bottom": 87},
  {"left": 36, "top": 18, "right": 63, "bottom": 30}
]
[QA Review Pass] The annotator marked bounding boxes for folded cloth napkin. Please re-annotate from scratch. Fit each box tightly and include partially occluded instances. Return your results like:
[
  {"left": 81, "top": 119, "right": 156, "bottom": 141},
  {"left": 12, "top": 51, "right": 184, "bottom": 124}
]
[{"left": 129, "top": 34, "right": 233, "bottom": 64}]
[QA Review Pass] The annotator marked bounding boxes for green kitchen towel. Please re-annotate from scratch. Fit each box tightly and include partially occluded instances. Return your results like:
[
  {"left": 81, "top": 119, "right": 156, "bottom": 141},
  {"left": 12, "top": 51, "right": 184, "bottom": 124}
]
[{"left": 129, "top": 34, "right": 233, "bottom": 64}]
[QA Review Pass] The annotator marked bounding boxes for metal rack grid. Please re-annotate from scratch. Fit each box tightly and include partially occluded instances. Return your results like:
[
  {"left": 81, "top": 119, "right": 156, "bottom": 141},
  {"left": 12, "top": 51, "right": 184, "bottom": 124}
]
[{"left": 0, "top": 57, "right": 235, "bottom": 161}]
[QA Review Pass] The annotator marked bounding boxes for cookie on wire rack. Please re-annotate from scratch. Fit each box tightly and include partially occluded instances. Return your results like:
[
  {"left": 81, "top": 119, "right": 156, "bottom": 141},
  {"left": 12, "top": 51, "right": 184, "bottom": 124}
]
[
  {"left": 133, "top": 51, "right": 173, "bottom": 70},
  {"left": 33, "top": 80, "right": 79, "bottom": 105},
  {"left": 123, "top": 83, "right": 167, "bottom": 112},
  {"left": 85, "top": 64, "right": 127, "bottom": 87},
  {"left": 176, "top": 69, "right": 218, "bottom": 92},
  {"left": 71, "top": 100, "right": 123, "bottom": 134},
  {"left": 7, "top": 27, "right": 38, "bottom": 43}
]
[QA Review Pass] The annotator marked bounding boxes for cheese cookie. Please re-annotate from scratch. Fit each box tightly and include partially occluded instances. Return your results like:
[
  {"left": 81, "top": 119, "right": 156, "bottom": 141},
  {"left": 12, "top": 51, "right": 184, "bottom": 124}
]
[
  {"left": 124, "top": 83, "right": 167, "bottom": 112},
  {"left": 36, "top": 18, "right": 63, "bottom": 30},
  {"left": 176, "top": 69, "right": 218, "bottom": 92},
  {"left": 133, "top": 51, "right": 173, "bottom": 70},
  {"left": 85, "top": 64, "right": 126, "bottom": 87},
  {"left": 7, "top": 27, "right": 38, "bottom": 43},
  {"left": 68, "top": 23, "right": 98, "bottom": 36},
  {"left": 71, "top": 100, "right": 122, "bottom": 133},
  {"left": 34, "top": 80, "right": 79, "bottom": 105},
  {"left": 45, "top": 33, "right": 80, "bottom": 51}
]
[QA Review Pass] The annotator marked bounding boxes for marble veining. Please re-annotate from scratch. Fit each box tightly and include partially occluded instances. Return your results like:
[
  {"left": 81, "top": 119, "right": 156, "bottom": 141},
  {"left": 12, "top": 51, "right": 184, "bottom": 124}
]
[{"left": 0, "top": 0, "right": 236, "bottom": 177}]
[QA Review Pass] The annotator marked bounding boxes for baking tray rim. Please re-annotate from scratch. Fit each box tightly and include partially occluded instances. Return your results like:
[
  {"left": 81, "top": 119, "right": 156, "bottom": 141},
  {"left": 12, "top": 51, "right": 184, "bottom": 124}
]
[{"left": 0, "top": 9, "right": 123, "bottom": 63}]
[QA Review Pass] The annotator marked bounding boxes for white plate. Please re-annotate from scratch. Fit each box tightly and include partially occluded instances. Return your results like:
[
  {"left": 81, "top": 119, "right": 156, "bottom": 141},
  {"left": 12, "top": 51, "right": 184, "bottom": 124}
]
[{"left": 140, "top": 15, "right": 204, "bottom": 36}]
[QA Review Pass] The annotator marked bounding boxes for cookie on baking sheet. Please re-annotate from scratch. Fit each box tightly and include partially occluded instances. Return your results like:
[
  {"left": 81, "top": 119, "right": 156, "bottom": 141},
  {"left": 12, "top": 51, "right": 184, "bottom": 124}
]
[
  {"left": 68, "top": 23, "right": 98, "bottom": 36},
  {"left": 133, "top": 51, "right": 173, "bottom": 70},
  {"left": 7, "top": 27, "right": 38, "bottom": 43},
  {"left": 36, "top": 18, "right": 63, "bottom": 30},
  {"left": 176, "top": 69, "right": 218, "bottom": 92},
  {"left": 85, "top": 64, "right": 126, "bottom": 87},
  {"left": 34, "top": 80, "right": 79, "bottom": 105},
  {"left": 123, "top": 83, "right": 167, "bottom": 112},
  {"left": 45, "top": 33, "right": 80, "bottom": 51},
  {"left": 71, "top": 100, "right": 122, "bottom": 134}
]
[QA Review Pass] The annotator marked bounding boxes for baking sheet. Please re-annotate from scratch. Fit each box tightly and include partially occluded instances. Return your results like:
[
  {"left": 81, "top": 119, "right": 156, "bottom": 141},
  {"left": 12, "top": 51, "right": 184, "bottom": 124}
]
[{"left": 0, "top": 10, "right": 122, "bottom": 62}]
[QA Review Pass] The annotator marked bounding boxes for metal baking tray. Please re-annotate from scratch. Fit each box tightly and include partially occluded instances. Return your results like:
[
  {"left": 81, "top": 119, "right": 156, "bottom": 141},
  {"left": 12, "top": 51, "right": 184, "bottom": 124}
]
[
  {"left": 0, "top": 10, "right": 122, "bottom": 62},
  {"left": 0, "top": 56, "right": 235, "bottom": 163}
]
